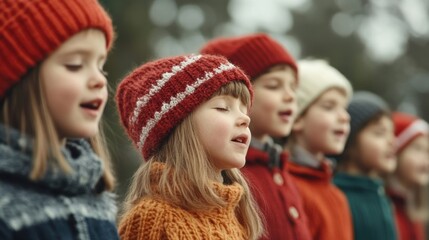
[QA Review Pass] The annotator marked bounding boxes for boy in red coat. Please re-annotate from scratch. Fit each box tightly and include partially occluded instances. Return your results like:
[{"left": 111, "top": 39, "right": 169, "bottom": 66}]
[
  {"left": 287, "top": 59, "right": 354, "bottom": 240},
  {"left": 201, "top": 34, "right": 311, "bottom": 240}
]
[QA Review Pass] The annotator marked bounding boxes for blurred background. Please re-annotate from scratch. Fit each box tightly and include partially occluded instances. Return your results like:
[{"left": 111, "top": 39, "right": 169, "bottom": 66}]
[{"left": 99, "top": 0, "right": 429, "bottom": 202}]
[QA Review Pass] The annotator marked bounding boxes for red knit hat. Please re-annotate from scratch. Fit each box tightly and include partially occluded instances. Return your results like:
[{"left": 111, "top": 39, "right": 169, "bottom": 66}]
[
  {"left": 393, "top": 112, "right": 429, "bottom": 153},
  {"left": 0, "top": 0, "right": 114, "bottom": 96},
  {"left": 116, "top": 54, "right": 253, "bottom": 160},
  {"left": 200, "top": 33, "right": 297, "bottom": 80}
]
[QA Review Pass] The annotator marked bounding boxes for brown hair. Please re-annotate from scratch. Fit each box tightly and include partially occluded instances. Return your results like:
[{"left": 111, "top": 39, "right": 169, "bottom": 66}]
[{"left": 337, "top": 111, "right": 389, "bottom": 169}]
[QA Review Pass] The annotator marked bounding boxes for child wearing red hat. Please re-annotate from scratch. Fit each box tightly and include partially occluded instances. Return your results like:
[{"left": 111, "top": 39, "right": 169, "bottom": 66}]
[
  {"left": 201, "top": 33, "right": 311, "bottom": 240},
  {"left": 387, "top": 112, "right": 429, "bottom": 240},
  {"left": 117, "top": 54, "right": 264, "bottom": 239},
  {"left": 0, "top": 0, "right": 118, "bottom": 239}
]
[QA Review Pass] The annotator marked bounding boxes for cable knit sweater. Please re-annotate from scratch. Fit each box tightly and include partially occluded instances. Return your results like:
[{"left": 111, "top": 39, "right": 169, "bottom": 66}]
[
  {"left": 0, "top": 124, "right": 119, "bottom": 240},
  {"left": 119, "top": 162, "right": 247, "bottom": 240}
]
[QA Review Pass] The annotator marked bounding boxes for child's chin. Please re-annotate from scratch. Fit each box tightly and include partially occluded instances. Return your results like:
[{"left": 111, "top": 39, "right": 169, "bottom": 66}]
[{"left": 325, "top": 146, "right": 344, "bottom": 155}]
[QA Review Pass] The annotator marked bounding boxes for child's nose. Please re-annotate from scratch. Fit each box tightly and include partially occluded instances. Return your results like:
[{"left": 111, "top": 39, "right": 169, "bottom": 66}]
[
  {"left": 282, "top": 86, "right": 295, "bottom": 102},
  {"left": 89, "top": 70, "right": 107, "bottom": 89},
  {"left": 237, "top": 113, "right": 251, "bottom": 127},
  {"left": 339, "top": 109, "right": 350, "bottom": 122}
]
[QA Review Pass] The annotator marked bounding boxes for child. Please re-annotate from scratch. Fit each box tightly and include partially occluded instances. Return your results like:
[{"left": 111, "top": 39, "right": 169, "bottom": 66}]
[
  {"left": 334, "top": 91, "right": 397, "bottom": 240},
  {"left": 387, "top": 112, "right": 429, "bottom": 240},
  {"left": 116, "top": 54, "right": 264, "bottom": 239},
  {"left": 287, "top": 59, "right": 353, "bottom": 240},
  {"left": 201, "top": 33, "right": 311, "bottom": 240},
  {"left": 0, "top": 0, "right": 118, "bottom": 239}
]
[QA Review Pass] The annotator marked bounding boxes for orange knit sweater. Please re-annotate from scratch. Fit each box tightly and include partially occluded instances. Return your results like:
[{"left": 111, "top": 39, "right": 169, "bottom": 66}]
[{"left": 119, "top": 163, "right": 247, "bottom": 239}]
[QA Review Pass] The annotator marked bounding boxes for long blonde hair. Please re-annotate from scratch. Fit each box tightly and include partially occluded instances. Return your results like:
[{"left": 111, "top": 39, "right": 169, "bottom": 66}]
[
  {"left": 0, "top": 67, "right": 115, "bottom": 191},
  {"left": 121, "top": 81, "right": 264, "bottom": 239}
]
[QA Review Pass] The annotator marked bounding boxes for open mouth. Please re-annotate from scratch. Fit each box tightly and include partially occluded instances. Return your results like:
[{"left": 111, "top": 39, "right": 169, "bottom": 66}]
[
  {"left": 232, "top": 134, "right": 248, "bottom": 145},
  {"left": 279, "top": 109, "right": 292, "bottom": 117},
  {"left": 333, "top": 129, "right": 345, "bottom": 136},
  {"left": 80, "top": 99, "right": 102, "bottom": 110}
]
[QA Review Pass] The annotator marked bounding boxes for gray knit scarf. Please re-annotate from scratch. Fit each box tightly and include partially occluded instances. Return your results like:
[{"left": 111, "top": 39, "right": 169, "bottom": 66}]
[{"left": 0, "top": 124, "right": 117, "bottom": 238}]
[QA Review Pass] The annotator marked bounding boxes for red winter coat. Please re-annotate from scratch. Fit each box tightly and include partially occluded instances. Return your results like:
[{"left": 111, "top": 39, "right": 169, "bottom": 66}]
[
  {"left": 287, "top": 161, "right": 353, "bottom": 240},
  {"left": 388, "top": 188, "right": 426, "bottom": 240},
  {"left": 241, "top": 147, "right": 311, "bottom": 240}
]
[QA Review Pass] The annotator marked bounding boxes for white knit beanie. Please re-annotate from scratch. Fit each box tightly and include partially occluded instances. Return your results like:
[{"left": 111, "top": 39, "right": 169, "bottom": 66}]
[{"left": 296, "top": 59, "right": 353, "bottom": 117}]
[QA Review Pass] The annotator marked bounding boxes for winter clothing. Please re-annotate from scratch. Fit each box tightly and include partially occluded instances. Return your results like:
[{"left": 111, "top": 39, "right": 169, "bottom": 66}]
[
  {"left": 296, "top": 59, "right": 353, "bottom": 117},
  {"left": 241, "top": 140, "right": 311, "bottom": 240},
  {"left": 119, "top": 162, "right": 247, "bottom": 240},
  {"left": 392, "top": 112, "right": 429, "bottom": 153},
  {"left": 116, "top": 54, "right": 252, "bottom": 160},
  {"left": 388, "top": 188, "right": 426, "bottom": 240},
  {"left": 0, "top": 0, "right": 114, "bottom": 96},
  {"left": 200, "top": 33, "right": 297, "bottom": 79},
  {"left": 0, "top": 124, "right": 119, "bottom": 240},
  {"left": 288, "top": 147, "right": 353, "bottom": 240},
  {"left": 346, "top": 91, "right": 390, "bottom": 143},
  {"left": 334, "top": 173, "right": 397, "bottom": 240},
  {"left": 388, "top": 112, "right": 429, "bottom": 240}
]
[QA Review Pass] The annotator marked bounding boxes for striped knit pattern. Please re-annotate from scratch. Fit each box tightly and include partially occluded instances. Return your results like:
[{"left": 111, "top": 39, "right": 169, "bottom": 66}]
[
  {"left": 0, "top": 0, "right": 114, "bottom": 96},
  {"left": 119, "top": 162, "right": 247, "bottom": 240},
  {"left": 116, "top": 54, "right": 252, "bottom": 160}
]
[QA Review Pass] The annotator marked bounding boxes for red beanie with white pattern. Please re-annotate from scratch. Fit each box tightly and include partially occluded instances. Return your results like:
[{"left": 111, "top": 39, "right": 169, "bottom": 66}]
[
  {"left": 116, "top": 54, "right": 252, "bottom": 160},
  {"left": 393, "top": 112, "right": 429, "bottom": 153}
]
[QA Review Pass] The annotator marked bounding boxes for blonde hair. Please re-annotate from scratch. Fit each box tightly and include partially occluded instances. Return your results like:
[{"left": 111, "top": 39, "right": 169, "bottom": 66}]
[
  {"left": 0, "top": 67, "right": 115, "bottom": 191},
  {"left": 121, "top": 81, "right": 264, "bottom": 239}
]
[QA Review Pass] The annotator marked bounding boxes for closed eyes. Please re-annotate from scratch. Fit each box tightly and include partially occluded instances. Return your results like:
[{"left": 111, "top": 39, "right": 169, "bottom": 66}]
[
  {"left": 215, "top": 107, "right": 229, "bottom": 112},
  {"left": 65, "top": 64, "right": 82, "bottom": 71},
  {"left": 64, "top": 64, "right": 108, "bottom": 77}
]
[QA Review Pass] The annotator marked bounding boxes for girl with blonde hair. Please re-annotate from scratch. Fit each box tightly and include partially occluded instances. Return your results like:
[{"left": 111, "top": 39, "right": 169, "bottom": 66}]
[
  {"left": 117, "top": 54, "right": 263, "bottom": 239},
  {"left": 387, "top": 112, "right": 429, "bottom": 240},
  {"left": 0, "top": 0, "right": 118, "bottom": 239}
]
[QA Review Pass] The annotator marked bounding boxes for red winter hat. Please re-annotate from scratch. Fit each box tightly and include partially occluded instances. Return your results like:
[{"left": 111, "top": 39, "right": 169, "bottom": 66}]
[
  {"left": 0, "top": 0, "right": 114, "bottom": 96},
  {"left": 393, "top": 112, "right": 429, "bottom": 153},
  {"left": 116, "top": 54, "right": 253, "bottom": 160},
  {"left": 200, "top": 33, "right": 297, "bottom": 80}
]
